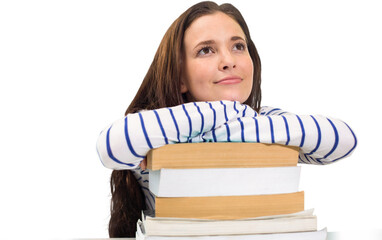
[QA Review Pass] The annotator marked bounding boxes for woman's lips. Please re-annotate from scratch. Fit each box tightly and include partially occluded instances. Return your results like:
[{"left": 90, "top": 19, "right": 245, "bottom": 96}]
[{"left": 215, "top": 76, "right": 242, "bottom": 85}]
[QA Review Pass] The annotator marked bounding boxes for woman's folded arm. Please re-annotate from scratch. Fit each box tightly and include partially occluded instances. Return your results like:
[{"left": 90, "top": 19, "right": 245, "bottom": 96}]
[
  {"left": 97, "top": 102, "right": 357, "bottom": 169},
  {"left": 202, "top": 106, "right": 357, "bottom": 165},
  {"left": 96, "top": 101, "right": 254, "bottom": 169}
]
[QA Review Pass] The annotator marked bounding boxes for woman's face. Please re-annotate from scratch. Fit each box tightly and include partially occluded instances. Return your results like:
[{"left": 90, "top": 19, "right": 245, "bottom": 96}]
[{"left": 181, "top": 12, "right": 253, "bottom": 103}]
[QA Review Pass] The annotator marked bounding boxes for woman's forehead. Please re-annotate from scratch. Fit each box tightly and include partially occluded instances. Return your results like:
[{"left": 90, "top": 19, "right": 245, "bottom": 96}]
[{"left": 184, "top": 12, "right": 246, "bottom": 47}]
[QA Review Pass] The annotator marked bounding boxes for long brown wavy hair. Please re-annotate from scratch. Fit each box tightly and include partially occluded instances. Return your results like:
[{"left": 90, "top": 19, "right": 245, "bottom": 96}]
[{"left": 108, "top": 1, "right": 262, "bottom": 237}]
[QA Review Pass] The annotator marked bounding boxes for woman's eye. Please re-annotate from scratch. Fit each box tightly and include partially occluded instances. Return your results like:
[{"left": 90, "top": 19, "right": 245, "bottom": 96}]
[
  {"left": 233, "top": 43, "right": 246, "bottom": 51},
  {"left": 197, "top": 47, "right": 214, "bottom": 56}
]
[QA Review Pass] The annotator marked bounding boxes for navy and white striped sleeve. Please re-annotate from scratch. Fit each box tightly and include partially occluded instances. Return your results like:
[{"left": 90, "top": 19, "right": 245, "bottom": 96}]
[
  {"left": 97, "top": 102, "right": 357, "bottom": 169},
  {"left": 203, "top": 105, "right": 357, "bottom": 165},
  {"left": 96, "top": 101, "right": 252, "bottom": 169}
]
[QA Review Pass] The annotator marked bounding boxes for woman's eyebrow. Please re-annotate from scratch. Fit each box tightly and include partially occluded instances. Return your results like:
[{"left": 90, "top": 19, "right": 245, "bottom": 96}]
[
  {"left": 231, "top": 36, "right": 246, "bottom": 42},
  {"left": 193, "top": 40, "right": 215, "bottom": 51},
  {"left": 193, "top": 36, "right": 246, "bottom": 51}
]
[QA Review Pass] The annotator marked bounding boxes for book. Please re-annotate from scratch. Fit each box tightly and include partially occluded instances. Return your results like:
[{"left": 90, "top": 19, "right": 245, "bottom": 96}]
[
  {"left": 149, "top": 166, "right": 301, "bottom": 197},
  {"left": 136, "top": 221, "right": 327, "bottom": 240},
  {"left": 147, "top": 143, "right": 299, "bottom": 170},
  {"left": 137, "top": 143, "right": 328, "bottom": 240},
  {"left": 154, "top": 191, "right": 304, "bottom": 219},
  {"left": 140, "top": 209, "right": 317, "bottom": 236}
]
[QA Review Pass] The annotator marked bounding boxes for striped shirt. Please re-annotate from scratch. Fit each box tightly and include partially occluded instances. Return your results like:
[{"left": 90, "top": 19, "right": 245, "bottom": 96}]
[{"left": 96, "top": 100, "right": 357, "bottom": 209}]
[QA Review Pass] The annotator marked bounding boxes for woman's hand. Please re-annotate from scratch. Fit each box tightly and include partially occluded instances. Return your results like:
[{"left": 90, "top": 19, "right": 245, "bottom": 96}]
[{"left": 139, "top": 158, "right": 147, "bottom": 170}]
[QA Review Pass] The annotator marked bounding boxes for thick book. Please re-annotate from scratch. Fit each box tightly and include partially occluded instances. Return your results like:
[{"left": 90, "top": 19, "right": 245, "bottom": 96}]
[
  {"left": 147, "top": 143, "right": 299, "bottom": 170},
  {"left": 136, "top": 222, "right": 327, "bottom": 240},
  {"left": 140, "top": 209, "right": 317, "bottom": 236},
  {"left": 149, "top": 166, "right": 301, "bottom": 197},
  {"left": 155, "top": 191, "right": 304, "bottom": 219}
]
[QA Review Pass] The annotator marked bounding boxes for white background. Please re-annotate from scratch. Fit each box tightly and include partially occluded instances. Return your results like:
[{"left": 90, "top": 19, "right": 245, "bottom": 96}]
[{"left": 0, "top": 0, "right": 381, "bottom": 239}]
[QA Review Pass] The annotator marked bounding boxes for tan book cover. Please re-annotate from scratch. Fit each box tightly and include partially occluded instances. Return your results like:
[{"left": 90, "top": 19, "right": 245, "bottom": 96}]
[
  {"left": 155, "top": 191, "right": 304, "bottom": 220},
  {"left": 147, "top": 143, "right": 299, "bottom": 170}
]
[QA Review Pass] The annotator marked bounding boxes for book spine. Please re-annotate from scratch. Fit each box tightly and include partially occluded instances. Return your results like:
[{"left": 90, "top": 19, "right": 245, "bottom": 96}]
[
  {"left": 155, "top": 191, "right": 304, "bottom": 219},
  {"left": 149, "top": 166, "right": 301, "bottom": 197},
  {"left": 148, "top": 143, "right": 299, "bottom": 170}
]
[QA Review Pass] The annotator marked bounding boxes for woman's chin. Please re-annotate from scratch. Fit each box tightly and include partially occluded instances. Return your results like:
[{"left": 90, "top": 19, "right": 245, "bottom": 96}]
[{"left": 220, "top": 94, "right": 249, "bottom": 104}]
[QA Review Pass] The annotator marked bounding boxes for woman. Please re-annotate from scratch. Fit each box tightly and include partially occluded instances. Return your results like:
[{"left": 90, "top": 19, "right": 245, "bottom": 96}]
[{"left": 96, "top": 1, "right": 357, "bottom": 237}]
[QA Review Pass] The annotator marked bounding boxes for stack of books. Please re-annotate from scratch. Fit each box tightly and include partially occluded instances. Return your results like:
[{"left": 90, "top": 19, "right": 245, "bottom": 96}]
[{"left": 136, "top": 143, "right": 327, "bottom": 239}]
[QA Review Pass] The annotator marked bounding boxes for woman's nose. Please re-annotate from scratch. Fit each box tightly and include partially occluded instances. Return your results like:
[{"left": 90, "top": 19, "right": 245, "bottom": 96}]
[{"left": 218, "top": 50, "right": 236, "bottom": 71}]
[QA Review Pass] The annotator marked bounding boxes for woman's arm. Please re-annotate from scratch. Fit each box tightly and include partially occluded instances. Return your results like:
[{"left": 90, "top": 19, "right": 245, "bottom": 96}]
[
  {"left": 202, "top": 106, "right": 357, "bottom": 165},
  {"left": 97, "top": 102, "right": 357, "bottom": 169},
  {"left": 96, "top": 101, "right": 254, "bottom": 169}
]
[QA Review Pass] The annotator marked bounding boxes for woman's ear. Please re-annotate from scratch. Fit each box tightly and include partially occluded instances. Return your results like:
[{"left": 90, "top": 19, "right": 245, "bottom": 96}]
[{"left": 180, "top": 78, "right": 188, "bottom": 93}]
